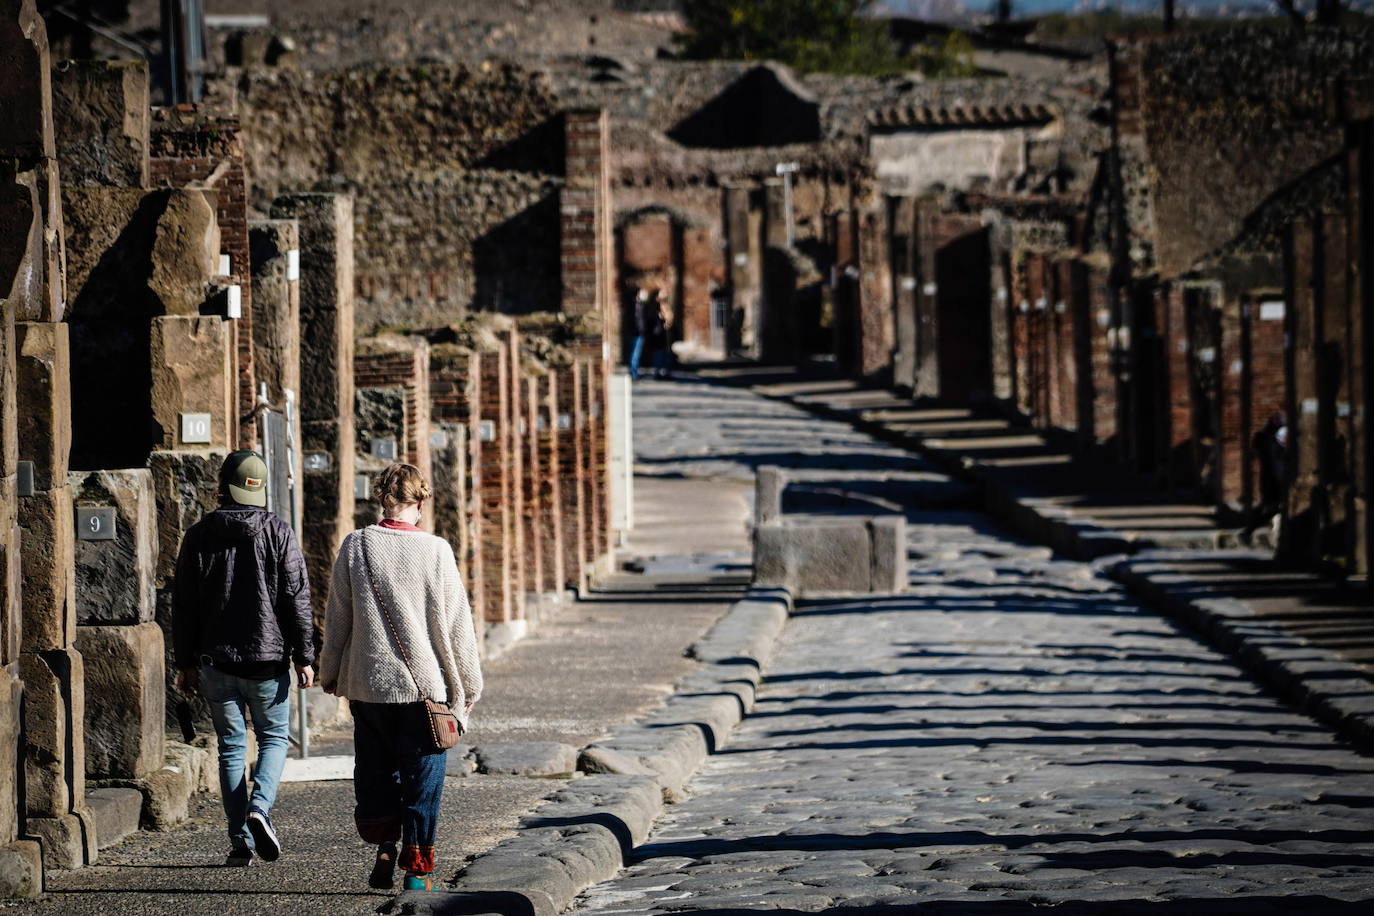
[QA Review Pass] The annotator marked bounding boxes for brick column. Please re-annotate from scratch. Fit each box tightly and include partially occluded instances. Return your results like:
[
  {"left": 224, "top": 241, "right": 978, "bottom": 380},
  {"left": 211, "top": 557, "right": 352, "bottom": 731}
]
[
  {"left": 269, "top": 194, "right": 355, "bottom": 622},
  {"left": 355, "top": 335, "right": 433, "bottom": 531},
  {"left": 538, "top": 367, "right": 565, "bottom": 595},
  {"left": 501, "top": 329, "right": 526, "bottom": 623},
  {"left": 558, "top": 361, "right": 586, "bottom": 589},
  {"left": 522, "top": 368, "right": 545, "bottom": 610},
  {"left": 429, "top": 345, "right": 484, "bottom": 642},
  {"left": 478, "top": 341, "right": 512, "bottom": 623}
]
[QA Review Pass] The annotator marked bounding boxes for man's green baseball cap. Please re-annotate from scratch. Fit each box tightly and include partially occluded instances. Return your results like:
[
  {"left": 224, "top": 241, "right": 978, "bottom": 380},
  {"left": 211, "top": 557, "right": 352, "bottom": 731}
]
[{"left": 221, "top": 450, "right": 269, "bottom": 507}]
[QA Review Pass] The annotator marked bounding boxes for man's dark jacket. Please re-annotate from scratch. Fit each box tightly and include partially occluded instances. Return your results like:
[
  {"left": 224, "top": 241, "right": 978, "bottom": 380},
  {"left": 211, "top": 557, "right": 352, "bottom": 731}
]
[{"left": 172, "top": 505, "right": 316, "bottom": 674}]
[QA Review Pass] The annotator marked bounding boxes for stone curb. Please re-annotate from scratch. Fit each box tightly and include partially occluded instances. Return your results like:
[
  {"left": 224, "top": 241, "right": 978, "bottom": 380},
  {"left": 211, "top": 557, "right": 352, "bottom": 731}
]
[
  {"left": 381, "top": 586, "right": 793, "bottom": 916},
  {"left": 1103, "top": 551, "right": 1374, "bottom": 753},
  {"left": 752, "top": 381, "right": 1374, "bottom": 754}
]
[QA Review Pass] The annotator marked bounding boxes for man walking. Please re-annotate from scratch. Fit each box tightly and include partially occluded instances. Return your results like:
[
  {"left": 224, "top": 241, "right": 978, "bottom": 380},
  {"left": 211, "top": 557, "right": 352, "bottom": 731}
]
[{"left": 173, "top": 450, "right": 317, "bottom": 866}]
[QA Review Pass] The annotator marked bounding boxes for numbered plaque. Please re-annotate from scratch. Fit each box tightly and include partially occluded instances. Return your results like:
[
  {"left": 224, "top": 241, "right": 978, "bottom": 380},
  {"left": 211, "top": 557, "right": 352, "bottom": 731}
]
[
  {"left": 429, "top": 429, "right": 449, "bottom": 449},
  {"left": 77, "top": 507, "right": 116, "bottom": 541},
  {"left": 557, "top": 413, "right": 572, "bottom": 430},
  {"left": 369, "top": 437, "right": 397, "bottom": 461},
  {"left": 17, "top": 461, "right": 34, "bottom": 498},
  {"left": 180, "top": 413, "right": 212, "bottom": 445},
  {"left": 479, "top": 420, "right": 496, "bottom": 442},
  {"left": 354, "top": 475, "right": 372, "bottom": 500},
  {"left": 303, "top": 452, "right": 331, "bottom": 473}
]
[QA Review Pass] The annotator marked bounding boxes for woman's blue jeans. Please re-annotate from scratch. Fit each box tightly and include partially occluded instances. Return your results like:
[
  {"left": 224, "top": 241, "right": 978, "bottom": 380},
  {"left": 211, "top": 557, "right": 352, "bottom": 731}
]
[
  {"left": 200, "top": 665, "right": 292, "bottom": 850},
  {"left": 351, "top": 701, "right": 447, "bottom": 874}
]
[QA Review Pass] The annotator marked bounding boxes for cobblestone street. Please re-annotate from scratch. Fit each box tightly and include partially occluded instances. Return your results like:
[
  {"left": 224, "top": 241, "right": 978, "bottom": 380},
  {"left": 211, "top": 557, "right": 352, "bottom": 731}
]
[{"left": 572, "top": 376, "right": 1374, "bottom": 913}]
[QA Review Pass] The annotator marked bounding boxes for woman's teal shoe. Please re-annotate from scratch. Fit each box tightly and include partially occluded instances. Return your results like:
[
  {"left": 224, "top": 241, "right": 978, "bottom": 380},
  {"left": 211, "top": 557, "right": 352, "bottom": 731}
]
[{"left": 402, "top": 873, "right": 433, "bottom": 891}]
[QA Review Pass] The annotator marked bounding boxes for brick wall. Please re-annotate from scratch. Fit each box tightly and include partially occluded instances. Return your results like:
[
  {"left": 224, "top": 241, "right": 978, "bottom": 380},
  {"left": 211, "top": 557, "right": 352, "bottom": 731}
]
[{"left": 148, "top": 107, "right": 254, "bottom": 449}]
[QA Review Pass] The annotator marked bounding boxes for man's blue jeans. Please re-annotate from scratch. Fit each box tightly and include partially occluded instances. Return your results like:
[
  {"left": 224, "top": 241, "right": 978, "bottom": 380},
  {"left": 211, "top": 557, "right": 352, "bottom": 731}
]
[
  {"left": 200, "top": 665, "right": 292, "bottom": 850},
  {"left": 629, "top": 335, "right": 646, "bottom": 380},
  {"left": 351, "top": 701, "right": 447, "bottom": 875}
]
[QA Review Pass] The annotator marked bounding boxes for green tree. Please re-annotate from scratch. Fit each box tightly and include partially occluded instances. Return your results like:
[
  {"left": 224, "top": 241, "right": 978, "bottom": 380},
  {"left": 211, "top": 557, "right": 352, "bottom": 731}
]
[{"left": 676, "top": 0, "right": 907, "bottom": 76}]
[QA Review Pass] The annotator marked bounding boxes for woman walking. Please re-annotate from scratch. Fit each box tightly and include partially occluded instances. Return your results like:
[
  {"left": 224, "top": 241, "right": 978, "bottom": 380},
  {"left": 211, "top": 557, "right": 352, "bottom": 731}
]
[{"left": 319, "top": 463, "right": 482, "bottom": 891}]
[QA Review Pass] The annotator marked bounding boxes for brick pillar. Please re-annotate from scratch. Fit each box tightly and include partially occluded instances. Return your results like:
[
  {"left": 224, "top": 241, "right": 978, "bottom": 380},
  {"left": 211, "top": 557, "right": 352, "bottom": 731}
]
[
  {"left": 1011, "top": 253, "right": 1032, "bottom": 416},
  {"left": 429, "top": 345, "right": 484, "bottom": 643},
  {"left": 522, "top": 368, "right": 545, "bottom": 608},
  {"left": 538, "top": 368, "right": 565, "bottom": 595},
  {"left": 857, "top": 207, "right": 892, "bottom": 383},
  {"left": 269, "top": 194, "right": 355, "bottom": 622},
  {"left": 558, "top": 362, "right": 586, "bottom": 589},
  {"left": 502, "top": 330, "right": 526, "bottom": 623},
  {"left": 1219, "top": 297, "right": 1246, "bottom": 507},
  {"left": 561, "top": 109, "right": 612, "bottom": 327},
  {"left": 478, "top": 342, "right": 512, "bottom": 623},
  {"left": 354, "top": 335, "right": 433, "bottom": 531},
  {"left": 1087, "top": 268, "right": 1116, "bottom": 446},
  {"left": 888, "top": 196, "right": 917, "bottom": 394}
]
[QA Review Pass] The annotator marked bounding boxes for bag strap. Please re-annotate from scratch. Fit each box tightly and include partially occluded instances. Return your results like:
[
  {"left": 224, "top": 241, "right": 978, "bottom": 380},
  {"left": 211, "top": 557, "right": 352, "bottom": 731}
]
[{"left": 358, "top": 528, "right": 429, "bottom": 703}]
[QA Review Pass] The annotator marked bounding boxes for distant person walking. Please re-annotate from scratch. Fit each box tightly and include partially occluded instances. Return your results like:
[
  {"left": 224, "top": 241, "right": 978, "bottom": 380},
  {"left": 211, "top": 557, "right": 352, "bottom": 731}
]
[
  {"left": 629, "top": 287, "right": 658, "bottom": 380},
  {"left": 319, "top": 463, "right": 482, "bottom": 892},
  {"left": 651, "top": 287, "right": 674, "bottom": 379},
  {"left": 172, "top": 450, "right": 316, "bottom": 867},
  {"left": 1252, "top": 411, "right": 1289, "bottom": 521}
]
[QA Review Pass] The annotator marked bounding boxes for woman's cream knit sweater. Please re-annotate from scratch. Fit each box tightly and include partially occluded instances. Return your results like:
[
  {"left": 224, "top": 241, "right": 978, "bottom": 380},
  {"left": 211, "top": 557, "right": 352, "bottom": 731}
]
[{"left": 319, "top": 526, "right": 482, "bottom": 716}]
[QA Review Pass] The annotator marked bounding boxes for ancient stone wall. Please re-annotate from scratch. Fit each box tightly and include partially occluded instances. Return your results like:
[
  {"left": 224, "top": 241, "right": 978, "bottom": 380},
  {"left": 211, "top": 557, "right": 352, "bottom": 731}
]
[{"left": 220, "top": 63, "right": 563, "bottom": 332}]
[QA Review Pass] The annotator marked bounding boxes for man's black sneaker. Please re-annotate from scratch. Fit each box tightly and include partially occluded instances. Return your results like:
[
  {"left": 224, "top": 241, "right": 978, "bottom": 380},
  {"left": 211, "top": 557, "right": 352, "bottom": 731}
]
[
  {"left": 225, "top": 846, "right": 253, "bottom": 867},
  {"left": 246, "top": 808, "right": 281, "bottom": 862}
]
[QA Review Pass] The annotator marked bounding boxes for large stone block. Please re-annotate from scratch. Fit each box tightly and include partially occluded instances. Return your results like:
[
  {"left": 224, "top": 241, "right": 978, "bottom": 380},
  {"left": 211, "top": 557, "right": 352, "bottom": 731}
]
[
  {"left": 869, "top": 515, "right": 907, "bottom": 594},
  {"left": 0, "top": 0, "right": 55, "bottom": 160},
  {"left": 754, "top": 517, "right": 872, "bottom": 596},
  {"left": 50, "top": 60, "right": 149, "bottom": 188},
  {"left": 0, "top": 669, "right": 21, "bottom": 843},
  {"left": 70, "top": 469, "right": 156, "bottom": 625},
  {"left": 16, "top": 322, "right": 71, "bottom": 490},
  {"left": 754, "top": 466, "right": 785, "bottom": 529},
  {"left": 75, "top": 623, "right": 165, "bottom": 779},
  {"left": 148, "top": 191, "right": 219, "bottom": 317},
  {"left": 147, "top": 449, "right": 226, "bottom": 585},
  {"left": 18, "top": 645, "right": 86, "bottom": 816},
  {"left": 150, "top": 315, "right": 234, "bottom": 451},
  {"left": 18, "top": 484, "right": 75, "bottom": 652},
  {"left": 24, "top": 812, "right": 89, "bottom": 870}
]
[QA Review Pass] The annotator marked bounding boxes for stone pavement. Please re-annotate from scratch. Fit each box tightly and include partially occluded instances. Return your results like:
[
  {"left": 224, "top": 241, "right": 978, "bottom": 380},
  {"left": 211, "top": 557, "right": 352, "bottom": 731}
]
[
  {"left": 8, "top": 379, "right": 754, "bottom": 915},
  {"left": 719, "top": 368, "right": 1374, "bottom": 754},
  {"left": 566, "top": 378, "right": 1374, "bottom": 914}
]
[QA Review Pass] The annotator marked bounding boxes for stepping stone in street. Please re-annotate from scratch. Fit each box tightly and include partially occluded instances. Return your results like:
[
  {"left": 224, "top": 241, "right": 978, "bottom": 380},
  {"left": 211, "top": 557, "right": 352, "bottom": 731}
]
[{"left": 473, "top": 741, "right": 578, "bottom": 777}]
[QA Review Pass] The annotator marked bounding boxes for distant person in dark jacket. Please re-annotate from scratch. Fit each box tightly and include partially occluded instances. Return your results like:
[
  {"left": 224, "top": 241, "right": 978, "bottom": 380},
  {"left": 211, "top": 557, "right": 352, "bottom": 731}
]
[
  {"left": 629, "top": 287, "right": 657, "bottom": 380},
  {"left": 651, "top": 287, "right": 673, "bottom": 379},
  {"left": 173, "top": 450, "right": 316, "bottom": 867}
]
